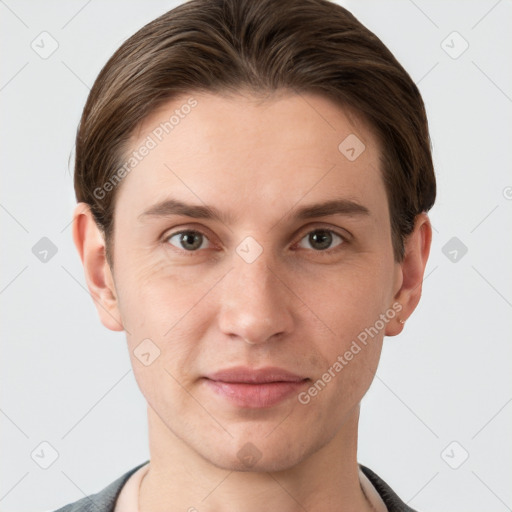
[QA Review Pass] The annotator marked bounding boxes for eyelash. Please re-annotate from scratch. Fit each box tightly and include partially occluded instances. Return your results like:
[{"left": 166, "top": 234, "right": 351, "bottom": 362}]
[{"left": 162, "top": 226, "right": 349, "bottom": 257}]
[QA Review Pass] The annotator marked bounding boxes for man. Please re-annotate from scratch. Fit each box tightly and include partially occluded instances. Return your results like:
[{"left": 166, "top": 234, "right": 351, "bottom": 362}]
[{"left": 55, "top": 0, "right": 435, "bottom": 510}]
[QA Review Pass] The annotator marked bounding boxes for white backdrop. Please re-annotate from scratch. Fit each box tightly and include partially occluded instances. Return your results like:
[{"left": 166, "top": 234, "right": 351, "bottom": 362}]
[{"left": 1, "top": 1, "right": 511, "bottom": 511}]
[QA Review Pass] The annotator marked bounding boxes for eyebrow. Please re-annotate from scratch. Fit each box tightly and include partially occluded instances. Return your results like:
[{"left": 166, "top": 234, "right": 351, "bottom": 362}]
[{"left": 138, "top": 197, "right": 371, "bottom": 224}]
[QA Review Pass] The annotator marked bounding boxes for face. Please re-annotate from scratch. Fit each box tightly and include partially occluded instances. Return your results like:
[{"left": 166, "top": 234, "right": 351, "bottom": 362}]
[{"left": 99, "top": 91, "right": 405, "bottom": 471}]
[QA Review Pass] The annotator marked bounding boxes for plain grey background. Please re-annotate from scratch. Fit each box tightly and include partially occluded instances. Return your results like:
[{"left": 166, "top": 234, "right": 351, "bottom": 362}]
[{"left": 1, "top": 1, "right": 511, "bottom": 511}]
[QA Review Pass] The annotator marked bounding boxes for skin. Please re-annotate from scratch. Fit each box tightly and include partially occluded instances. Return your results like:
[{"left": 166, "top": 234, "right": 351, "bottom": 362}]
[{"left": 73, "top": 90, "right": 432, "bottom": 512}]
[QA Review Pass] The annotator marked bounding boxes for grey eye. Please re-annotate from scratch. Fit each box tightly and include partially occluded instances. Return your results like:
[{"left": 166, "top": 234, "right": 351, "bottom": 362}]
[
  {"left": 297, "top": 230, "right": 344, "bottom": 251},
  {"left": 167, "top": 231, "right": 209, "bottom": 251}
]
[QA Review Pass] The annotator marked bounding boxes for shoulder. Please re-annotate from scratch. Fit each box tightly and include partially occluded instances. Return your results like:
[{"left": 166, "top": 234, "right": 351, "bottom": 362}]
[
  {"left": 50, "top": 461, "right": 150, "bottom": 512},
  {"left": 359, "top": 463, "right": 419, "bottom": 512}
]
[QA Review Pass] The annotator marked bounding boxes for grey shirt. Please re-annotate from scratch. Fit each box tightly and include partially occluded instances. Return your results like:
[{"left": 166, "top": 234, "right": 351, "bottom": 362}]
[{"left": 51, "top": 461, "right": 418, "bottom": 512}]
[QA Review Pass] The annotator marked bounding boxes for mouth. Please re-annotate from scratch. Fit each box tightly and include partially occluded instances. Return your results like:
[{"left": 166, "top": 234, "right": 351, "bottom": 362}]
[{"left": 202, "top": 366, "right": 310, "bottom": 408}]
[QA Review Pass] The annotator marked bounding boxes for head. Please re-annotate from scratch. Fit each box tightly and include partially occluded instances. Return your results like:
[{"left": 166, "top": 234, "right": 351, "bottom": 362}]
[{"left": 73, "top": 0, "right": 435, "bottom": 472}]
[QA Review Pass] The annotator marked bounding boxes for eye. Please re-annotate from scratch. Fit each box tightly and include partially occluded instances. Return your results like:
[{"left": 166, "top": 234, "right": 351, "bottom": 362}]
[
  {"left": 296, "top": 229, "right": 345, "bottom": 252},
  {"left": 165, "top": 230, "right": 211, "bottom": 252},
  {"left": 163, "top": 227, "right": 347, "bottom": 255}
]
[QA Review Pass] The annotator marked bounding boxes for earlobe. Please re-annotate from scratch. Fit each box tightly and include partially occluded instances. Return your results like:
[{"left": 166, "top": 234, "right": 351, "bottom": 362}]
[
  {"left": 385, "top": 212, "right": 432, "bottom": 337},
  {"left": 72, "top": 203, "right": 124, "bottom": 332}
]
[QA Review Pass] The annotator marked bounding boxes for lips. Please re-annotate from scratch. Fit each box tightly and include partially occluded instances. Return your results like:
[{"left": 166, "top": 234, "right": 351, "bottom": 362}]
[
  {"left": 203, "top": 366, "right": 309, "bottom": 408},
  {"left": 206, "top": 366, "right": 307, "bottom": 384}
]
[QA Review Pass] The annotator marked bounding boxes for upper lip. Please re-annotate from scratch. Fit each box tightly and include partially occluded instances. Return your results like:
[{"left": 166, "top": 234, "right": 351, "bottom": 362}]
[{"left": 205, "top": 366, "right": 308, "bottom": 384}]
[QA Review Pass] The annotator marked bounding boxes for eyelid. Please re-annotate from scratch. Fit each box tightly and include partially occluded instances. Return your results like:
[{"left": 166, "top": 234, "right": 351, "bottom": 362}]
[
  {"left": 162, "top": 225, "right": 216, "bottom": 249},
  {"left": 291, "top": 225, "right": 349, "bottom": 256},
  {"left": 294, "top": 222, "right": 352, "bottom": 243}
]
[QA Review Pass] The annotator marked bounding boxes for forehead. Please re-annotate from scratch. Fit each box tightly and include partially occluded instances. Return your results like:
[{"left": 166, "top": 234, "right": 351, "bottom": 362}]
[
  {"left": 115, "top": 90, "right": 386, "bottom": 223},
  {"left": 133, "top": 89, "right": 381, "bottom": 158}
]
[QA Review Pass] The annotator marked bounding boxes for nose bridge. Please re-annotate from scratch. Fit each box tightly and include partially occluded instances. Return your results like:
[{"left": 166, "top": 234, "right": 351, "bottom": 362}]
[{"left": 218, "top": 242, "right": 293, "bottom": 343}]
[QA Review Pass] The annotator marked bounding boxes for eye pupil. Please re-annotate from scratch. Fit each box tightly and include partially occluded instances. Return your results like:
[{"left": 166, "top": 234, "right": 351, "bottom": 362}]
[
  {"left": 310, "top": 230, "right": 332, "bottom": 250},
  {"left": 180, "top": 232, "right": 202, "bottom": 250}
]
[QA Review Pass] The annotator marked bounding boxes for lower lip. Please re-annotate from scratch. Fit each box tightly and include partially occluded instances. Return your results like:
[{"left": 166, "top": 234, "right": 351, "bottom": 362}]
[{"left": 203, "top": 378, "right": 309, "bottom": 408}]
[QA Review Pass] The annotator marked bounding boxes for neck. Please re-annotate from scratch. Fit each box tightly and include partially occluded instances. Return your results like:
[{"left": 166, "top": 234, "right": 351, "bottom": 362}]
[{"left": 139, "top": 403, "right": 375, "bottom": 512}]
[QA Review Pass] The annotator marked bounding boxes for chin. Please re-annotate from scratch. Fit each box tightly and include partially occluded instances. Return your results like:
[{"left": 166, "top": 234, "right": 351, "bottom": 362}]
[{"left": 199, "top": 433, "right": 316, "bottom": 473}]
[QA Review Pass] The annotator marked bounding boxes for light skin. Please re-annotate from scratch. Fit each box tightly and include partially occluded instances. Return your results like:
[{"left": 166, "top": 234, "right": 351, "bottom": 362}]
[{"left": 73, "top": 90, "right": 432, "bottom": 512}]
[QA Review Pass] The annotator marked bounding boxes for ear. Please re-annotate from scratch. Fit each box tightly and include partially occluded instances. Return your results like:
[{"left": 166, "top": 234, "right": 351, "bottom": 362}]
[
  {"left": 385, "top": 212, "right": 432, "bottom": 337},
  {"left": 72, "top": 203, "right": 124, "bottom": 332}
]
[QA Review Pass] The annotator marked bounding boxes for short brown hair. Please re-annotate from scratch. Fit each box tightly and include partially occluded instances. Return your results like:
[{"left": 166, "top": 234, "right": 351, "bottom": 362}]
[{"left": 74, "top": 0, "right": 436, "bottom": 265}]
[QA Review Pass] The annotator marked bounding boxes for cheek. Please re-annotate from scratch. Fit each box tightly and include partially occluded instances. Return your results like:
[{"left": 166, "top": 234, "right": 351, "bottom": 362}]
[
  {"left": 302, "top": 260, "right": 390, "bottom": 336},
  {"left": 296, "top": 259, "right": 389, "bottom": 392},
  {"left": 301, "top": 301, "right": 384, "bottom": 424},
  {"left": 115, "top": 256, "right": 217, "bottom": 377},
  {"left": 114, "top": 250, "right": 200, "bottom": 331}
]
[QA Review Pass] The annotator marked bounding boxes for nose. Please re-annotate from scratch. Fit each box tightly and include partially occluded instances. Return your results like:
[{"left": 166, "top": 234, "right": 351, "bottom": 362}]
[{"left": 217, "top": 248, "right": 295, "bottom": 345}]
